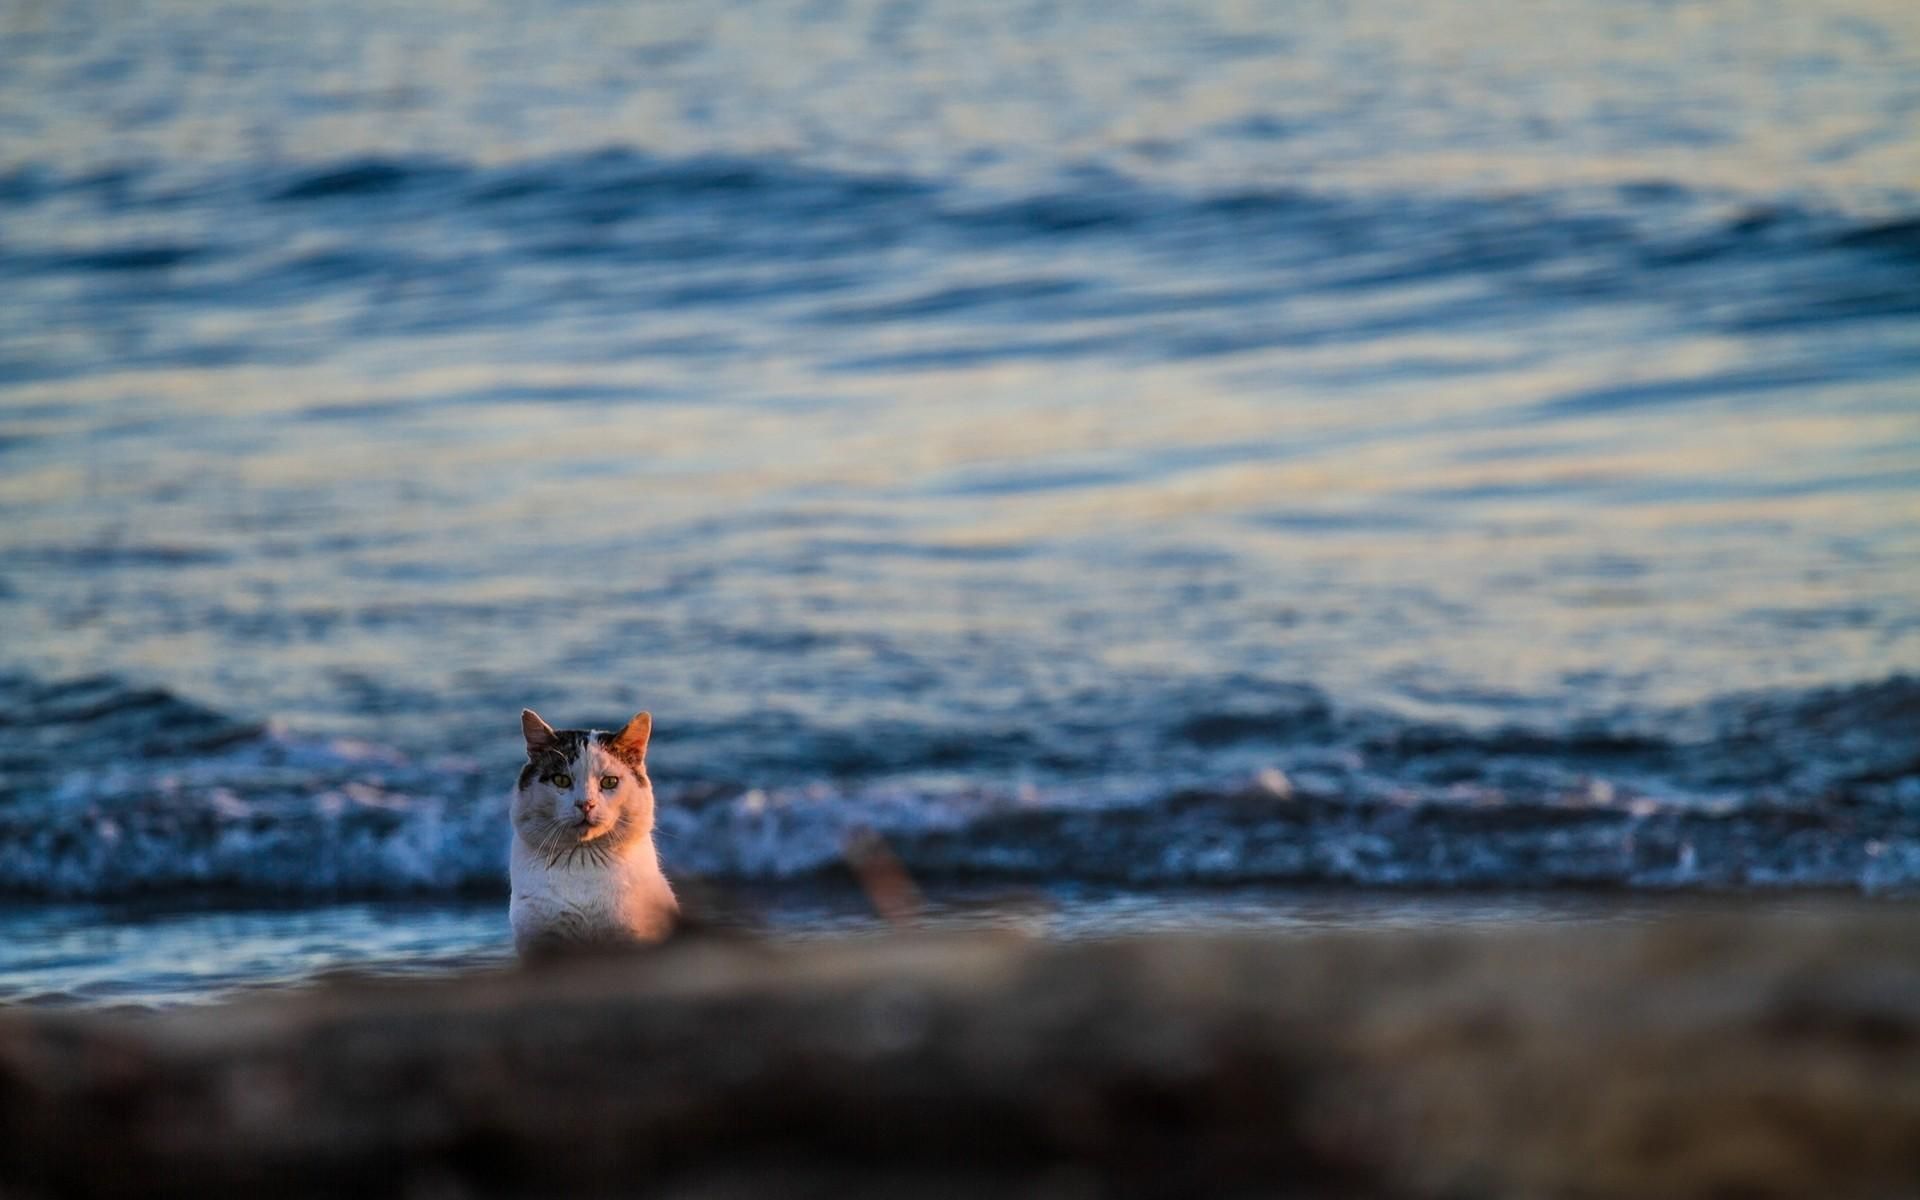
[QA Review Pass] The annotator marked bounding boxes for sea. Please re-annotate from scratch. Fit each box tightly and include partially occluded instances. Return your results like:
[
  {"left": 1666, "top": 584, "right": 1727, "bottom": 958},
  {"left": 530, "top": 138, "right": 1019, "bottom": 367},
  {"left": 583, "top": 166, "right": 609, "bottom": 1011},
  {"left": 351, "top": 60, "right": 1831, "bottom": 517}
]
[{"left": 2, "top": 0, "right": 1917, "bottom": 1005}]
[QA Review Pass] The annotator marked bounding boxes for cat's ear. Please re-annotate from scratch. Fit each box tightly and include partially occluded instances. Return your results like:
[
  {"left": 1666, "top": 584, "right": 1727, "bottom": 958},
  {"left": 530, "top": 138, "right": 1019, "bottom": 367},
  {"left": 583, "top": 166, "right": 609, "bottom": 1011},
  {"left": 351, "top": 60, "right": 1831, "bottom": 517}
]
[
  {"left": 610, "top": 711, "right": 652, "bottom": 761},
  {"left": 521, "top": 708, "right": 558, "bottom": 757}
]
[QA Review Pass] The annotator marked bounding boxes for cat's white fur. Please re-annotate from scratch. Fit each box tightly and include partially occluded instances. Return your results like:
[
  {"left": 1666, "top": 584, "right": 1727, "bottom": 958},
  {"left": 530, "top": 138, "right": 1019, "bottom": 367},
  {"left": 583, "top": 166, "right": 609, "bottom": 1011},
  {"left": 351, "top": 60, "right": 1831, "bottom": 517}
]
[{"left": 508, "top": 709, "right": 677, "bottom": 956}]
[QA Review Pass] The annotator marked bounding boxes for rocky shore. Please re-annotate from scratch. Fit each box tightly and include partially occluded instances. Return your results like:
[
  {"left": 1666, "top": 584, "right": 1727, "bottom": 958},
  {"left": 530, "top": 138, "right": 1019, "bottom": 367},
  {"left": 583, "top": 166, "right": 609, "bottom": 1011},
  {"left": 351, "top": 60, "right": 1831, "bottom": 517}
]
[{"left": 1, "top": 904, "right": 1916, "bottom": 1198}]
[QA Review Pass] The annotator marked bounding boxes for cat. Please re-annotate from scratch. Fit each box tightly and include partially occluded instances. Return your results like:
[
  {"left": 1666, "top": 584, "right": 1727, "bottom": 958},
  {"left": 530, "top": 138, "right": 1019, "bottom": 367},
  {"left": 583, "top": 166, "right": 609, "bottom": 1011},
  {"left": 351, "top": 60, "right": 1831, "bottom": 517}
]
[{"left": 508, "top": 708, "right": 678, "bottom": 956}]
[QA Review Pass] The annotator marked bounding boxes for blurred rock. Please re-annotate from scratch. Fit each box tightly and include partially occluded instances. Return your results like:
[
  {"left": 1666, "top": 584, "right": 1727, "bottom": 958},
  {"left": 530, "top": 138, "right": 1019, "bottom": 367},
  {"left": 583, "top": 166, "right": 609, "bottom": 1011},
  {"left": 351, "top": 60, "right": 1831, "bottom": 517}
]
[{"left": 1, "top": 905, "right": 1916, "bottom": 1198}]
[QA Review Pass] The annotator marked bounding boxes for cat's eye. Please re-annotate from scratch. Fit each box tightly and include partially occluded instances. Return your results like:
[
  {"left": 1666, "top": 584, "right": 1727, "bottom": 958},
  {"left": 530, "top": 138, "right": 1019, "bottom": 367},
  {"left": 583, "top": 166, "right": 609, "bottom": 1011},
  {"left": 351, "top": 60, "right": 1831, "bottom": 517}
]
[
  {"left": 599, "top": 775, "right": 620, "bottom": 791},
  {"left": 550, "top": 773, "right": 572, "bottom": 789}
]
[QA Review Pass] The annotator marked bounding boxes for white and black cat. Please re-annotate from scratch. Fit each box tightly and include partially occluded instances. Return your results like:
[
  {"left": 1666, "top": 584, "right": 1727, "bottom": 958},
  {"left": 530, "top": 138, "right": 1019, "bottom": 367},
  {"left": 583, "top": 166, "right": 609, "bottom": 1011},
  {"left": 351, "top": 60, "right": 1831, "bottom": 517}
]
[{"left": 508, "top": 708, "right": 678, "bottom": 956}]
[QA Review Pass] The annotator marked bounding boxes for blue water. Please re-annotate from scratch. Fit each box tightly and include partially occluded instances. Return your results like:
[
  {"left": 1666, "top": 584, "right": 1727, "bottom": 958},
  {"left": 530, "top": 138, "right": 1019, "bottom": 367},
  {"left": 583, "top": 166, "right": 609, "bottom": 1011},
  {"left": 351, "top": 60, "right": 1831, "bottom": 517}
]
[
  {"left": 2, "top": 0, "right": 1918, "bottom": 1000},
  {"left": 0, "top": 888, "right": 1782, "bottom": 1008}
]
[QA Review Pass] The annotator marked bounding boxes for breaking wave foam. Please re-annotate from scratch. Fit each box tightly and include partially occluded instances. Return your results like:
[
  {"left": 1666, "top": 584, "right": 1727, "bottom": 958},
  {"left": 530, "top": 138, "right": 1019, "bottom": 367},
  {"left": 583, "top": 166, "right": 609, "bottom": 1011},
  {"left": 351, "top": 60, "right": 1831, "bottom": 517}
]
[{"left": 1, "top": 672, "right": 1915, "bottom": 898}]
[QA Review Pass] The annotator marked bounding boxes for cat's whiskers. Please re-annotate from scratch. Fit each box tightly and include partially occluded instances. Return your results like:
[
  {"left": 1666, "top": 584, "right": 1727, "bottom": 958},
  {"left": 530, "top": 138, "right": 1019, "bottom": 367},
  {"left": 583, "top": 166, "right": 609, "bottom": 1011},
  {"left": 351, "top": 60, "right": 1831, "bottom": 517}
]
[
  {"left": 525, "top": 822, "right": 554, "bottom": 868},
  {"left": 592, "top": 812, "right": 632, "bottom": 868},
  {"left": 539, "top": 819, "right": 573, "bottom": 870}
]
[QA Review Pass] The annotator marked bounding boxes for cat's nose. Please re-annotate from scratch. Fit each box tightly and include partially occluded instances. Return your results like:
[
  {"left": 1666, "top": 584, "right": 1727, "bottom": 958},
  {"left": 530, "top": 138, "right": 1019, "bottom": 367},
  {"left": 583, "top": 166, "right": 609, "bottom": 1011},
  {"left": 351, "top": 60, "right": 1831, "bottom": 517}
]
[{"left": 575, "top": 797, "right": 598, "bottom": 817}]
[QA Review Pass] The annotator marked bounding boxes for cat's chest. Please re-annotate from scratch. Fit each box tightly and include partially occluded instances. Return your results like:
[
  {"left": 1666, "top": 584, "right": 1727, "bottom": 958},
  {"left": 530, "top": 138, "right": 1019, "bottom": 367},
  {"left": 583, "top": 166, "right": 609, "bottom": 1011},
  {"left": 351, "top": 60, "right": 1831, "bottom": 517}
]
[
  {"left": 508, "top": 838, "right": 675, "bottom": 947},
  {"left": 513, "top": 856, "right": 633, "bottom": 916},
  {"left": 514, "top": 860, "right": 618, "bottom": 906}
]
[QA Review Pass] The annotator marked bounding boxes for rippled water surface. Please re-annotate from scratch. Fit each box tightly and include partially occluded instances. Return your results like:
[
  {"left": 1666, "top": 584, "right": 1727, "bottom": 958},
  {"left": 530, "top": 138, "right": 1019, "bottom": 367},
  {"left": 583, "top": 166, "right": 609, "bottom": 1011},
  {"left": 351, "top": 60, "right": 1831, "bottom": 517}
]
[{"left": 2, "top": 0, "right": 1918, "bottom": 996}]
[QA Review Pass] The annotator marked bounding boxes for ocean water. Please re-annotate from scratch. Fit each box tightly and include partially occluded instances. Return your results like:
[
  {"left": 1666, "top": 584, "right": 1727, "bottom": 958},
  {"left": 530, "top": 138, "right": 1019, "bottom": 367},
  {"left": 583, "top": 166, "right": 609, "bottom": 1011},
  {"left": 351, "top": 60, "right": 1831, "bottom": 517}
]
[
  {"left": 2, "top": 0, "right": 1918, "bottom": 1001},
  {"left": 0, "top": 888, "right": 1819, "bottom": 1008}
]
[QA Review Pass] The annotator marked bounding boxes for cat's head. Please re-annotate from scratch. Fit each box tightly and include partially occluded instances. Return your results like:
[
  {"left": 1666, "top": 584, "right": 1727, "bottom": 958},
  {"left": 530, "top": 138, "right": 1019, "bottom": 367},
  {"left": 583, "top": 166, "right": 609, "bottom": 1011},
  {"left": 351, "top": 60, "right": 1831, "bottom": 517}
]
[{"left": 513, "top": 709, "right": 655, "bottom": 856}]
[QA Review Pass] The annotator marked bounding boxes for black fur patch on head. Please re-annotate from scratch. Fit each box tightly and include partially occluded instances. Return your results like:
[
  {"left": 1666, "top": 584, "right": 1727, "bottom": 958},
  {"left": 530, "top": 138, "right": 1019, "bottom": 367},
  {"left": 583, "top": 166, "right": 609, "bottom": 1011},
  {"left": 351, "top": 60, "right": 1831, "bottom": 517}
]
[{"left": 516, "top": 729, "right": 592, "bottom": 790}]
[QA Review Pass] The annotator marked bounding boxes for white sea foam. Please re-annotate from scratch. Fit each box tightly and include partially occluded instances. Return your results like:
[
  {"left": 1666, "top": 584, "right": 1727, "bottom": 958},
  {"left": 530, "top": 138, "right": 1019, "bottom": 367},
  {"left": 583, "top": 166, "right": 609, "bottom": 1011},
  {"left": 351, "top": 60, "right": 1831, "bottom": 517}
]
[{"left": 4, "top": 723, "right": 1917, "bottom": 899}]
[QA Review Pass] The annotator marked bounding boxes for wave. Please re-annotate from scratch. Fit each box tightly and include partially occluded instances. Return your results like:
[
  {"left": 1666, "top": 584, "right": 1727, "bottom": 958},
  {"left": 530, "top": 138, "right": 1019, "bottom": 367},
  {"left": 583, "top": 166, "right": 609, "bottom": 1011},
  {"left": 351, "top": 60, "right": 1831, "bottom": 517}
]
[
  {"left": 3, "top": 151, "right": 1916, "bottom": 369},
  {"left": 10, "top": 150, "right": 1910, "bottom": 261},
  {"left": 1, "top": 672, "right": 1915, "bottom": 899}
]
